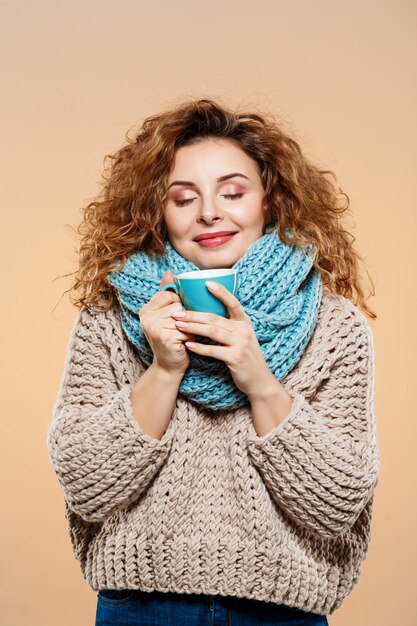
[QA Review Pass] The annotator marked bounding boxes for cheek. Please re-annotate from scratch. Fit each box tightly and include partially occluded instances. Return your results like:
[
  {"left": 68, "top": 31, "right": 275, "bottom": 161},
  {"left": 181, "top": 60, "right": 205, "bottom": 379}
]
[
  {"left": 232, "top": 199, "right": 264, "bottom": 226},
  {"left": 164, "top": 209, "right": 190, "bottom": 236}
]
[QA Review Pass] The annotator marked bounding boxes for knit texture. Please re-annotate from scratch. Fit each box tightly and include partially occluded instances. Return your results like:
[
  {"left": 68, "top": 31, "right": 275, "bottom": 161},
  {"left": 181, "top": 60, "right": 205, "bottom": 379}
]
[
  {"left": 106, "top": 229, "right": 323, "bottom": 410},
  {"left": 47, "top": 290, "right": 380, "bottom": 616}
]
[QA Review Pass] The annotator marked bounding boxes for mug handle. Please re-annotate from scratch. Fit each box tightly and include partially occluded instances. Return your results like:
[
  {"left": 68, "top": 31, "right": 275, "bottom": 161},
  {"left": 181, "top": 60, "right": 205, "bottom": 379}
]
[{"left": 161, "top": 283, "right": 178, "bottom": 293}]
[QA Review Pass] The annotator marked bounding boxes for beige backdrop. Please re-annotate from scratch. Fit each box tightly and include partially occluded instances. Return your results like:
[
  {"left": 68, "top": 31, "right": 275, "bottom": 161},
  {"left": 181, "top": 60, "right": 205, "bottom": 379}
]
[{"left": 1, "top": 0, "right": 416, "bottom": 624}]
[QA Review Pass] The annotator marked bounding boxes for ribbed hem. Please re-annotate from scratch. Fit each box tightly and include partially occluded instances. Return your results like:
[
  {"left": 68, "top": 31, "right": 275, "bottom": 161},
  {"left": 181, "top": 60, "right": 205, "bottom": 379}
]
[{"left": 82, "top": 532, "right": 354, "bottom": 616}]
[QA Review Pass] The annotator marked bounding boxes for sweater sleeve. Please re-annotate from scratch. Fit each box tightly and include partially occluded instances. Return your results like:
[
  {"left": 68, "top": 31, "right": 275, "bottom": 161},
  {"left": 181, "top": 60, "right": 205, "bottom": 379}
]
[
  {"left": 47, "top": 307, "right": 175, "bottom": 523},
  {"left": 246, "top": 309, "right": 381, "bottom": 539}
]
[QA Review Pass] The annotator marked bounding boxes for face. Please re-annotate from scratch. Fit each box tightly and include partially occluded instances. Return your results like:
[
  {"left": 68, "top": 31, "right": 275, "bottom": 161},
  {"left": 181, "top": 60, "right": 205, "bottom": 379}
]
[{"left": 164, "top": 138, "right": 268, "bottom": 269}]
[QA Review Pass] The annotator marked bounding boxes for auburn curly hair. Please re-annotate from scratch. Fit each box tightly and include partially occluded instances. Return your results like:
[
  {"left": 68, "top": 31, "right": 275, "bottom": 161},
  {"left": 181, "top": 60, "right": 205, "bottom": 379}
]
[{"left": 55, "top": 97, "right": 376, "bottom": 319}]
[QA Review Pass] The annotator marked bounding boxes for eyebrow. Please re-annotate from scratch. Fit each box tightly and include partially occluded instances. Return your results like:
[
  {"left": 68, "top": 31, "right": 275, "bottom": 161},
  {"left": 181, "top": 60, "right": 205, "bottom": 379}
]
[{"left": 167, "top": 172, "right": 249, "bottom": 190}]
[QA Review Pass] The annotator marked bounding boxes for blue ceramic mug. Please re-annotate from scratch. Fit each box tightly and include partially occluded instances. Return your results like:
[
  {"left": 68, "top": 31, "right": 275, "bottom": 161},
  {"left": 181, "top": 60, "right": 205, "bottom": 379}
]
[{"left": 161, "top": 268, "right": 239, "bottom": 317}]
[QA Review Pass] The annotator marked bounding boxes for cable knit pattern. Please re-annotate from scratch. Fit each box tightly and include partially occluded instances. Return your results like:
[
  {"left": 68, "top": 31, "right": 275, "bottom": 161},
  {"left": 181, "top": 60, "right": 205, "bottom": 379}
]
[{"left": 47, "top": 289, "right": 380, "bottom": 616}]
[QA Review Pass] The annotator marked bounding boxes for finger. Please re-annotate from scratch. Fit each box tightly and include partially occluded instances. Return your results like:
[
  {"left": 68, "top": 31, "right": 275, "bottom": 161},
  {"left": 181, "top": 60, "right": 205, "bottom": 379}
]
[
  {"left": 173, "top": 327, "right": 196, "bottom": 342},
  {"left": 173, "top": 320, "right": 231, "bottom": 344},
  {"left": 146, "top": 290, "right": 180, "bottom": 314},
  {"left": 185, "top": 340, "right": 229, "bottom": 361},
  {"left": 205, "top": 281, "right": 246, "bottom": 321},
  {"left": 160, "top": 269, "right": 176, "bottom": 292},
  {"left": 171, "top": 308, "right": 230, "bottom": 328}
]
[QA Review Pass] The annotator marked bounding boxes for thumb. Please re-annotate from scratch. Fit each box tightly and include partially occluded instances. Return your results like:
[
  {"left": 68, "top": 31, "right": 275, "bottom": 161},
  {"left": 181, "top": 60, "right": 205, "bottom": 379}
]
[{"left": 159, "top": 269, "right": 175, "bottom": 291}]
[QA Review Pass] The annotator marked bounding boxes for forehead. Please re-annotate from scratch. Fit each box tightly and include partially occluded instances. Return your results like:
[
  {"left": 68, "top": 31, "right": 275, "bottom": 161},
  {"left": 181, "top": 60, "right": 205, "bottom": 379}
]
[{"left": 169, "top": 138, "right": 259, "bottom": 177}]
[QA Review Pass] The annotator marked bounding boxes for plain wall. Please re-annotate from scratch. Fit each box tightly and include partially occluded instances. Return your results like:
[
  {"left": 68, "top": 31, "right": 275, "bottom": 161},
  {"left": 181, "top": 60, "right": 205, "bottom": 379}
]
[{"left": 1, "top": 1, "right": 416, "bottom": 624}]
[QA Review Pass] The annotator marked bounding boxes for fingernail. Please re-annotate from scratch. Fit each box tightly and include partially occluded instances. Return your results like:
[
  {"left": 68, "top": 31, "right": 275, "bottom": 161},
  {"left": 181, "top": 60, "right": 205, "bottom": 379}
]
[{"left": 206, "top": 281, "right": 219, "bottom": 291}]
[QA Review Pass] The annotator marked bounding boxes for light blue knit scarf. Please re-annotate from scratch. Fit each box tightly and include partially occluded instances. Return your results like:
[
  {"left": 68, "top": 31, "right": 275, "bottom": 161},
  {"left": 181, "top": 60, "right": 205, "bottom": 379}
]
[{"left": 106, "top": 228, "right": 323, "bottom": 411}]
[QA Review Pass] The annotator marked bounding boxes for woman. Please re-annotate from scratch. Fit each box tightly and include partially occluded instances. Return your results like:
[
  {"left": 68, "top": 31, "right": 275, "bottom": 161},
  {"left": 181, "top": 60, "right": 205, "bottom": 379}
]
[{"left": 47, "top": 98, "right": 381, "bottom": 626}]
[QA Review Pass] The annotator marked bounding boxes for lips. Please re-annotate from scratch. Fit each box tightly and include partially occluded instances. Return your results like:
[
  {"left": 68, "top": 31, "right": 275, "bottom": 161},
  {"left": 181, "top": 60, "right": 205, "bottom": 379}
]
[
  {"left": 195, "top": 233, "right": 236, "bottom": 247},
  {"left": 193, "top": 231, "right": 238, "bottom": 241}
]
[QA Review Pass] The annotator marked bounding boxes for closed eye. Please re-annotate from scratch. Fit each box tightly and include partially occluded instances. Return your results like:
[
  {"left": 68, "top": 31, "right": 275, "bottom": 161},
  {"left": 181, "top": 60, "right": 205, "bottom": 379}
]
[
  {"left": 174, "top": 193, "right": 243, "bottom": 207},
  {"left": 174, "top": 198, "right": 196, "bottom": 207},
  {"left": 223, "top": 193, "right": 243, "bottom": 200}
]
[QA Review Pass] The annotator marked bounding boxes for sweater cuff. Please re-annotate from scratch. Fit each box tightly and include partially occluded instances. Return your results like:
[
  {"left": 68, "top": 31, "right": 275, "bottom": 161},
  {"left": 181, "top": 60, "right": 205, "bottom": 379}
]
[
  {"left": 246, "top": 390, "right": 302, "bottom": 446},
  {"left": 123, "top": 382, "right": 176, "bottom": 445}
]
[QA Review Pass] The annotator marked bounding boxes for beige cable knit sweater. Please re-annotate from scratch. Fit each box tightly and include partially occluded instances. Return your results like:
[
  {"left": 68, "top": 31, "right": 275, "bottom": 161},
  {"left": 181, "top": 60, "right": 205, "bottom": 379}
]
[{"left": 47, "top": 289, "right": 380, "bottom": 616}]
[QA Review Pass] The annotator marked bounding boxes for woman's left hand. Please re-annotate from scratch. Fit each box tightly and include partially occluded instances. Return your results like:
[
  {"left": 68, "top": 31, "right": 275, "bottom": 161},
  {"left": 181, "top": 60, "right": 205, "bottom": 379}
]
[{"left": 171, "top": 281, "right": 275, "bottom": 398}]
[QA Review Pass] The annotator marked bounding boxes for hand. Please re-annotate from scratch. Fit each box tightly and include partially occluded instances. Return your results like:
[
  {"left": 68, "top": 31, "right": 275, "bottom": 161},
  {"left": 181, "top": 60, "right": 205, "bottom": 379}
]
[
  {"left": 171, "top": 281, "right": 275, "bottom": 398},
  {"left": 138, "top": 270, "right": 196, "bottom": 377}
]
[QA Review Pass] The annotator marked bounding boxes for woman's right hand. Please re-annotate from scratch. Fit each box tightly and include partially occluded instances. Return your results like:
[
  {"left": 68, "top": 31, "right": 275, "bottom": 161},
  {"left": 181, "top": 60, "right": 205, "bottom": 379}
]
[{"left": 138, "top": 270, "right": 196, "bottom": 377}]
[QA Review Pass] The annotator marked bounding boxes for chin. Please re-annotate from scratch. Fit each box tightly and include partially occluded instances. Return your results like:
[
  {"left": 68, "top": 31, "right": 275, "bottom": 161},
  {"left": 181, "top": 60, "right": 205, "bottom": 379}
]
[
  {"left": 190, "top": 240, "right": 243, "bottom": 269},
  {"left": 198, "top": 258, "right": 237, "bottom": 270}
]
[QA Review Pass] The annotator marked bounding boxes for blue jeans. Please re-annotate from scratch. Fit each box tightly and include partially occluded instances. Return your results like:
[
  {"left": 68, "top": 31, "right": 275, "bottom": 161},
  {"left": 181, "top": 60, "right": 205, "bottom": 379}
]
[{"left": 94, "top": 588, "right": 330, "bottom": 625}]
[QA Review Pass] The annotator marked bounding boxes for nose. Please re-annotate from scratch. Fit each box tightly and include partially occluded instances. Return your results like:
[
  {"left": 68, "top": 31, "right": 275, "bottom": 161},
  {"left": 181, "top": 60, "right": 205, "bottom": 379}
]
[{"left": 197, "top": 195, "right": 223, "bottom": 224}]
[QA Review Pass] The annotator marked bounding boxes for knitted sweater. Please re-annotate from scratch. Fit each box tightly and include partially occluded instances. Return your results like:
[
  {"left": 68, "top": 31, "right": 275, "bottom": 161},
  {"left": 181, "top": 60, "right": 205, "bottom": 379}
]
[{"left": 47, "top": 289, "right": 380, "bottom": 616}]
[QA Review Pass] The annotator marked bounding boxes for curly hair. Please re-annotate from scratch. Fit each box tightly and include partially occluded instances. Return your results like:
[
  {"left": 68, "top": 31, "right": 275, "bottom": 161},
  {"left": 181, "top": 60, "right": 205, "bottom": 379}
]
[{"left": 55, "top": 97, "right": 376, "bottom": 319}]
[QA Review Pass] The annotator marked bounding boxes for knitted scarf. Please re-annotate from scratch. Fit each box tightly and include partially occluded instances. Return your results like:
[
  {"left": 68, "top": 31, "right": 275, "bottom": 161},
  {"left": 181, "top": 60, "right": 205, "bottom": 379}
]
[{"left": 106, "top": 228, "right": 323, "bottom": 411}]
